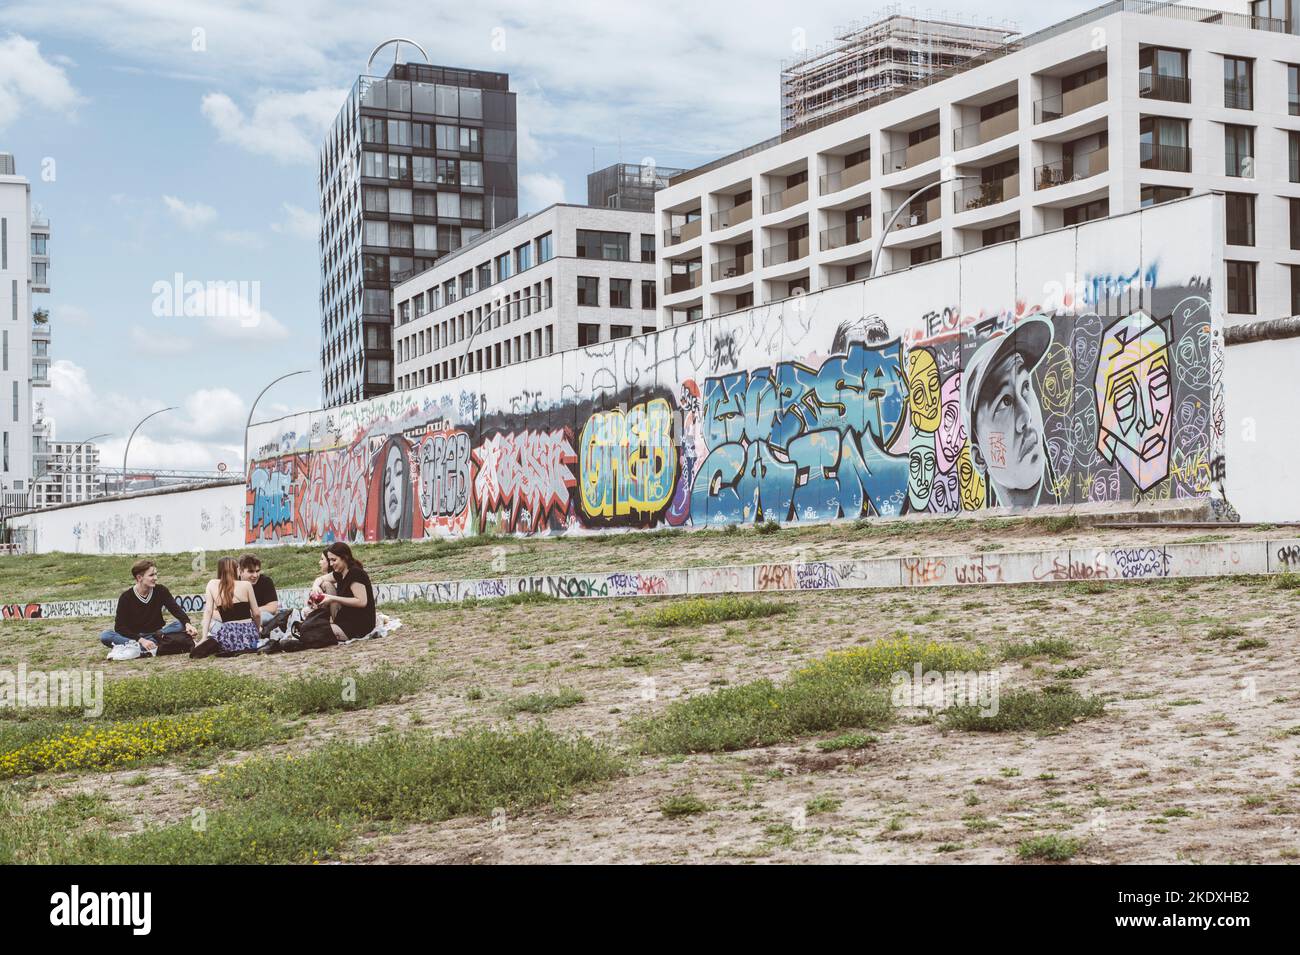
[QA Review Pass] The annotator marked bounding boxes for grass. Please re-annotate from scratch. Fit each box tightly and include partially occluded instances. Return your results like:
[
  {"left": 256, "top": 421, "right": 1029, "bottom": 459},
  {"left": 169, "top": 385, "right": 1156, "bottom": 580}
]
[
  {"left": 268, "top": 666, "right": 425, "bottom": 715},
  {"left": 1016, "top": 835, "right": 1083, "bottom": 862},
  {"left": 646, "top": 596, "right": 788, "bottom": 629},
  {"left": 1273, "top": 573, "right": 1300, "bottom": 591},
  {"left": 1235, "top": 637, "right": 1270, "bottom": 650},
  {"left": 815, "top": 732, "right": 877, "bottom": 751},
  {"left": 1207, "top": 624, "right": 1246, "bottom": 640},
  {"left": 805, "top": 793, "right": 842, "bottom": 815},
  {"left": 503, "top": 688, "right": 585, "bottom": 714},
  {"left": 659, "top": 793, "right": 711, "bottom": 817},
  {"left": 1001, "top": 637, "right": 1076, "bottom": 661},
  {"left": 797, "top": 637, "right": 990, "bottom": 685},
  {"left": 941, "top": 688, "right": 1105, "bottom": 733}
]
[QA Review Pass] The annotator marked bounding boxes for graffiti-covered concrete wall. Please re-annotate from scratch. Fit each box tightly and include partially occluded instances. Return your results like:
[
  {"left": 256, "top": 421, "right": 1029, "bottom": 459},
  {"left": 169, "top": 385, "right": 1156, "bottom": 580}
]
[
  {"left": 246, "top": 195, "right": 1224, "bottom": 545},
  {"left": 9, "top": 482, "right": 245, "bottom": 556}
]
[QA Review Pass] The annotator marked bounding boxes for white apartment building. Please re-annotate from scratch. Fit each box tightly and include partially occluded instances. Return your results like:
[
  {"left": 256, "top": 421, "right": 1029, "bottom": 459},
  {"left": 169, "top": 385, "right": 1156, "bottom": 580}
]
[
  {"left": 0, "top": 152, "right": 50, "bottom": 515},
  {"left": 31, "top": 436, "right": 100, "bottom": 508},
  {"left": 392, "top": 204, "right": 658, "bottom": 389},
  {"left": 657, "top": 0, "right": 1300, "bottom": 328}
]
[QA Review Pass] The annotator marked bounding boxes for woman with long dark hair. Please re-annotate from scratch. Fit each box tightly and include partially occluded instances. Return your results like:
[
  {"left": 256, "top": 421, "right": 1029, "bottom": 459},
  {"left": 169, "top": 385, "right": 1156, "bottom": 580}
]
[
  {"left": 317, "top": 542, "right": 376, "bottom": 641},
  {"left": 192, "top": 556, "right": 262, "bottom": 657}
]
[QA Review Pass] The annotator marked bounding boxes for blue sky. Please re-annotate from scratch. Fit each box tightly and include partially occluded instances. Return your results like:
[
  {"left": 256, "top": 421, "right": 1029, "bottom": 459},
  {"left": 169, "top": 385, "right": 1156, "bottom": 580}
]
[{"left": 0, "top": 0, "right": 1086, "bottom": 471}]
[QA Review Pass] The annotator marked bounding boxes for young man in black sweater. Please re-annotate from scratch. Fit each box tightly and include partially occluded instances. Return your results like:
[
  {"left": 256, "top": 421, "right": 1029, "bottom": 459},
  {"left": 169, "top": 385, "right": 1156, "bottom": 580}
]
[
  {"left": 98, "top": 559, "right": 198, "bottom": 648},
  {"left": 238, "top": 553, "right": 279, "bottom": 626}
]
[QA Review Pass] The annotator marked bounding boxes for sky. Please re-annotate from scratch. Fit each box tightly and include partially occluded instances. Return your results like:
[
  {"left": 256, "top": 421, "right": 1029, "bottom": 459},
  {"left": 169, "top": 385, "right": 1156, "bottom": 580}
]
[{"left": 0, "top": 0, "right": 1096, "bottom": 472}]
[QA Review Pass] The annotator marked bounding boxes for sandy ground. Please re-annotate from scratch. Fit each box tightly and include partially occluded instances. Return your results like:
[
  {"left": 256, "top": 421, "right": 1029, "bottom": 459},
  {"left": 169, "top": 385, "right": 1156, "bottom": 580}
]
[{"left": 3, "top": 523, "right": 1297, "bottom": 864}]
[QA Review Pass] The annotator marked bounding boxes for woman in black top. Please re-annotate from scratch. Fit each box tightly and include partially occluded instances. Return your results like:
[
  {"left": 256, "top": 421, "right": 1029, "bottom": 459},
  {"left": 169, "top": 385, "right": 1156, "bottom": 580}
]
[
  {"left": 193, "top": 557, "right": 262, "bottom": 656},
  {"left": 320, "top": 543, "right": 376, "bottom": 641}
]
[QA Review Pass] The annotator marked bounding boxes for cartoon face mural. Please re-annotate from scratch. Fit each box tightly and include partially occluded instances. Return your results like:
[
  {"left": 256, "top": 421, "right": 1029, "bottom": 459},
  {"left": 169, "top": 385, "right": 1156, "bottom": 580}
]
[
  {"left": 956, "top": 442, "right": 986, "bottom": 511},
  {"left": 961, "top": 317, "right": 1058, "bottom": 510},
  {"left": 929, "top": 471, "right": 959, "bottom": 514},
  {"left": 907, "top": 442, "right": 937, "bottom": 511},
  {"left": 907, "top": 348, "right": 941, "bottom": 432},
  {"left": 935, "top": 372, "right": 965, "bottom": 473},
  {"left": 1094, "top": 310, "right": 1172, "bottom": 491}
]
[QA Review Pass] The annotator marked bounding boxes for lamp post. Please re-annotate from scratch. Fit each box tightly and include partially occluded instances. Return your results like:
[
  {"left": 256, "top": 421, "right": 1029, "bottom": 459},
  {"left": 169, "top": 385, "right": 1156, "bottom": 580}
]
[
  {"left": 122, "top": 408, "right": 176, "bottom": 495},
  {"left": 457, "top": 292, "right": 546, "bottom": 380},
  {"left": 871, "top": 175, "right": 977, "bottom": 278},
  {"left": 28, "top": 432, "right": 109, "bottom": 509},
  {"left": 244, "top": 370, "right": 311, "bottom": 478}
]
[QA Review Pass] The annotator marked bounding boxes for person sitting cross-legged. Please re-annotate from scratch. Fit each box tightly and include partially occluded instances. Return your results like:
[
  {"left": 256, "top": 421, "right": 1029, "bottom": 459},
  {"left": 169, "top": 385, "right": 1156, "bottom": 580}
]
[{"left": 99, "top": 559, "right": 197, "bottom": 652}]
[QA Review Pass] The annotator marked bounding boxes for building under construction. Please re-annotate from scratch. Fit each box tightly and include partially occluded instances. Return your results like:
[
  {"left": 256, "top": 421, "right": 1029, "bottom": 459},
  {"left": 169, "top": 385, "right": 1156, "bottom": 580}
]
[
  {"left": 781, "top": 8, "right": 1019, "bottom": 132},
  {"left": 587, "top": 161, "right": 686, "bottom": 212}
]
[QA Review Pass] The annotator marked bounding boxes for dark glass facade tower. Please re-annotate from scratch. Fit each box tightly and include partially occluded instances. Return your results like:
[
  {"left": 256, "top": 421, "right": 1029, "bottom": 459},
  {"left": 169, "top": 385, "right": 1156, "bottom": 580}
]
[{"left": 319, "top": 62, "right": 518, "bottom": 407}]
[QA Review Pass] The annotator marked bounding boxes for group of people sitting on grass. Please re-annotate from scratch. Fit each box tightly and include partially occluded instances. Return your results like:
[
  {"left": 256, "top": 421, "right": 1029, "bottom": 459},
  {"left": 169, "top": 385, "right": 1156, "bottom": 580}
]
[{"left": 98, "top": 543, "right": 383, "bottom": 659}]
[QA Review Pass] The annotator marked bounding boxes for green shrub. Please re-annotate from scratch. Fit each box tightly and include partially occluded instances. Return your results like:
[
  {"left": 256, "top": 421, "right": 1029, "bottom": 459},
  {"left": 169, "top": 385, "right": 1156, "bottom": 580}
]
[
  {"left": 941, "top": 688, "right": 1104, "bottom": 733},
  {"left": 503, "top": 688, "right": 584, "bottom": 714},
  {"left": 1017, "top": 835, "right": 1083, "bottom": 861},
  {"left": 270, "top": 666, "right": 424, "bottom": 716},
  {"left": 1000, "top": 637, "right": 1076, "bottom": 661},
  {"left": 659, "top": 793, "right": 711, "bottom": 817},
  {"left": 647, "top": 596, "right": 788, "bottom": 629}
]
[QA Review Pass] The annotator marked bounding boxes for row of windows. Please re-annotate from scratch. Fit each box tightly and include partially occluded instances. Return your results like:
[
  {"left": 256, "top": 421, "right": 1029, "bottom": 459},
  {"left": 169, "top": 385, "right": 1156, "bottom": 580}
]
[
  {"left": 399, "top": 326, "right": 556, "bottom": 389},
  {"left": 362, "top": 187, "right": 486, "bottom": 221},
  {"left": 577, "top": 277, "right": 657, "bottom": 310},
  {"left": 361, "top": 118, "right": 483, "bottom": 153},
  {"left": 361, "top": 152, "right": 484, "bottom": 186},
  {"left": 398, "top": 279, "right": 554, "bottom": 364},
  {"left": 398, "top": 232, "right": 554, "bottom": 322}
]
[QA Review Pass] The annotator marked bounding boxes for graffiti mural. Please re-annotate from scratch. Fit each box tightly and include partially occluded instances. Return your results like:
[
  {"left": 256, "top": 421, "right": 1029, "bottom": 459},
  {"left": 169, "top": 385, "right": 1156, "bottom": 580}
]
[{"left": 244, "top": 197, "right": 1224, "bottom": 545}]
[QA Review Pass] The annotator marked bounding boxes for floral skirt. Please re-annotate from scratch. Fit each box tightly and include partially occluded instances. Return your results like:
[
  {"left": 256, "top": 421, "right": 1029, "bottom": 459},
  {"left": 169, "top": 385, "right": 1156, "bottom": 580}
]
[{"left": 213, "top": 619, "right": 259, "bottom": 653}]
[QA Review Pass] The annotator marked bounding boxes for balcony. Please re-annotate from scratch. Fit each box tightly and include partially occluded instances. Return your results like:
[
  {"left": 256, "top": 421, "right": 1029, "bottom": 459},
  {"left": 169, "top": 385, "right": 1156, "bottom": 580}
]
[
  {"left": 1035, "top": 146, "right": 1109, "bottom": 189},
  {"left": 761, "top": 181, "right": 809, "bottom": 215},
  {"left": 956, "top": 173, "right": 1021, "bottom": 211},
  {"left": 1224, "top": 80, "right": 1252, "bottom": 111},
  {"left": 663, "top": 271, "right": 703, "bottom": 294},
  {"left": 1138, "top": 72, "right": 1190, "bottom": 104},
  {"left": 820, "top": 221, "right": 872, "bottom": 251},
  {"left": 762, "top": 235, "right": 810, "bottom": 268},
  {"left": 819, "top": 159, "right": 871, "bottom": 195},
  {"left": 883, "top": 136, "right": 940, "bottom": 173},
  {"left": 711, "top": 252, "right": 754, "bottom": 281},
  {"left": 710, "top": 199, "right": 753, "bottom": 231},
  {"left": 663, "top": 217, "right": 703, "bottom": 246},
  {"left": 953, "top": 109, "right": 1019, "bottom": 150},
  {"left": 885, "top": 196, "right": 942, "bottom": 230},
  {"left": 1034, "top": 77, "right": 1107, "bottom": 123},
  {"left": 1139, "top": 142, "right": 1190, "bottom": 173}
]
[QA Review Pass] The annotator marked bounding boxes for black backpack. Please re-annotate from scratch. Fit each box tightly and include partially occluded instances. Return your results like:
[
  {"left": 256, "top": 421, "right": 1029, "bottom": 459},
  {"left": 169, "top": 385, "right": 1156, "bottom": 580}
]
[{"left": 289, "top": 608, "right": 338, "bottom": 651}]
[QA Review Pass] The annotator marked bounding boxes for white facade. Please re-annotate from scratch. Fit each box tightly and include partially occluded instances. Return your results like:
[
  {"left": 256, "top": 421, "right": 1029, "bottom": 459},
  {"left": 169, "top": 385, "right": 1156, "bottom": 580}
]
[
  {"left": 391, "top": 204, "right": 657, "bottom": 390},
  {"left": 0, "top": 154, "right": 36, "bottom": 511},
  {"left": 31, "top": 439, "right": 101, "bottom": 508},
  {"left": 657, "top": 1, "right": 1300, "bottom": 328}
]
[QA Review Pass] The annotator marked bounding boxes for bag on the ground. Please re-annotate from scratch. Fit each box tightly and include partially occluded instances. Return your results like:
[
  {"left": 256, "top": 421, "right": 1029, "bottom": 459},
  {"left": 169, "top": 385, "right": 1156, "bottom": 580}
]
[
  {"left": 155, "top": 630, "right": 195, "bottom": 656},
  {"left": 260, "top": 608, "right": 293, "bottom": 640},
  {"left": 291, "top": 608, "right": 337, "bottom": 650}
]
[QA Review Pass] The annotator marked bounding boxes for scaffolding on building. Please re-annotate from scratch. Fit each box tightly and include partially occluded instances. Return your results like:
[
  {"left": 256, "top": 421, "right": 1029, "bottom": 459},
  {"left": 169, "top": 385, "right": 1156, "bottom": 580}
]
[{"left": 781, "top": 5, "right": 1020, "bottom": 132}]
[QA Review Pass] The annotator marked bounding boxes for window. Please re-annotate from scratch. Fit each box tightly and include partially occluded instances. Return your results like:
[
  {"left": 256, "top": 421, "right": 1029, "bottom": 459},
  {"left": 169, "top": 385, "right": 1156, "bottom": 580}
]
[
  {"left": 414, "top": 224, "right": 436, "bottom": 251},
  {"left": 576, "top": 230, "right": 631, "bottom": 260},
  {"left": 516, "top": 242, "right": 532, "bottom": 272},
  {"left": 1292, "top": 266, "right": 1300, "bottom": 316},
  {"left": 609, "top": 325, "right": 632, "bottom": 340},
  {"left": 436, "top": 159, "right": 458, "bottom": 185},
  {"left": 362, "top": 150, "right": 386, "bottom": 177},
  {"left": 387, "top": 119, "right": 411, "bottom": 146},
  {"left": 537, "top": 232, "right": 553, "bottom": 263},
  {"left": 477, "top": 262, "right": 492, "bottom": 290},
  {"left": 1225, "top": 193, "right": 1255, "bottom": 246},
  {"left": 982, "top": 222, "right": 1019, "bottom": 246},
  {"left": 361, "top": 116, "right": 385, "bottom": 144},
  {"left": 641, "top": 326, "right": 656, "bottom": 335},
  {"left": 496, "top": 252, "right": 512, "bottom": 282},
  {"left": 1290, "top": 198, "right": 1300, "bottom": 250},
  {"left": 610, "top": 278, "right": 632, "bottom": 308},
  {"left": 389, "top": 188, "right": 412, "bottom": 214},
  {"left": 437, "top": 192, "right": 461, "bottom": 218},
  {"left": 910, "top": 243, "right": 941, "bottom": 265},
  {"left": 1140, "top": 117, "right": 1190, "bottom": 171},
  {"left": 641, "top": 234, "right": 655, "bottom": 263},
  {"left": 459, "top": 161, "right": 483, "bottom": 187},
  {"left": 1291, "top": 131, "right": 1300, "bottom": 183},
  {"left": 1290, "top": 64, "right": 1300, "bottom": 116},
  {"left": 387, "top": 154, "right": 409, "bottom": 181},
  {"left": 577, "top": 276, "right": 599, "bottom": 306},
  {"left": 641, "top": 280, "right": 657, "bottom": 310},
  {"left": 412, "top": 192, "right": 435, "bottom": 217},
  {"left": 907, "top": 124, "right": 939, "bottom": 146},
  {"left": 389, "top": 222, "right": 412, "bottom": 249},
  {"left": 1064, "top": 198, "right": 1109, "bottom": 225},
  {"left": 1140, "top": 185, "right": 1190, "bottom": 207},
  {"left": 1224, "top": 124, "right": 1254, "bottom": 177},
  {"left": 459, "top": 126, "right": 481, "bottom": 153},
  {"left": 1226, "top": 260, "right": 1257, "bottom": 314},
  {"left": 1224, "top": 56, "right": 1253, "bottom": 110},
  {"left": 1138, "top": 47, "right": 1189, "bottom": 102},
  {"left": 363, "top": 186, "right": 389, "bottom": 213},
  {"left": 578, "top": 323, "right": 601, "bottom": 346},
  {"left": 412, "top": 156, "right": 434, "bottom": 182},
  {"left": 412, "top": 122, "right": 433, "bottom": 149}
]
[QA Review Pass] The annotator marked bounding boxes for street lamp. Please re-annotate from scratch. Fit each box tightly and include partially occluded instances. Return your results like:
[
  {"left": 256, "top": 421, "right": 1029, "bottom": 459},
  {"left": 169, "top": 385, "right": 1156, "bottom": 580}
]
[
  {"left": 244, "top": 370, "right": 311, "bottom": 477},
  {"left": 456, "top": 292, "right": 546, "bottom": 380},
  {"left": 871, "top": 175, "right": 977, "bottom": 278},
  {"left": 122, "top": 407, "right": 176, "bottom": 494}
]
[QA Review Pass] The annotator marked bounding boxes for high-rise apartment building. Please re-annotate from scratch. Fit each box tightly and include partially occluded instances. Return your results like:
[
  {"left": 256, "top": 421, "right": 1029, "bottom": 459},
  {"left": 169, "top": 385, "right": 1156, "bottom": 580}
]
[
  {"left": 587, "top": 161, "right": 685, "bottom": 212},
  {"left": 0, "top": 152, "right": 51, "bottom": 516},
  {"left": 319, "top": 50, "right": 518, "bottom": 407},
  {"left": 780, "top": 10, "right": 1018, "bottom": 132},
  {"left": 658, "top": 0, "right": 1300, "bottom": 326}
]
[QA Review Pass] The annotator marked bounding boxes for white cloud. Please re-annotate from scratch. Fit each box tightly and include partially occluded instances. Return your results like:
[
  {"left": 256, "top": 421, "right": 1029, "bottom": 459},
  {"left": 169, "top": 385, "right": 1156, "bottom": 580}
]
[
  {"left": 129, "top": 324, "right": 192, "bottom": 356},
  {"left": 183, "top": 388, "right": 248, "bottom": 437},
  {"left": 162, "top": 194, "right": 216, "bottom": 229},
  {"left": 0, "top": 34, "right": 81, "bottom": 130},
  {"left": 270, "top": 202, "right": 318, "bottom": 239},
  {"left": 216, "top": 229, "right": 267, "bottom": 249},
  {"left": 520, "top": 173, "right": 565, "bottom": 213},
  {"left": 201, "top": 88, "right": 344, "bottom": 165}
]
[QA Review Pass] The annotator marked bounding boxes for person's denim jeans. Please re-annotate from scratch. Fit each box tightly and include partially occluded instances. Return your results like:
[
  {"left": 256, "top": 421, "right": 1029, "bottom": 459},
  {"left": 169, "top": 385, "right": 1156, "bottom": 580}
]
[{"left": 99, "top": 619, "right": 185, "bottom": 647}]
